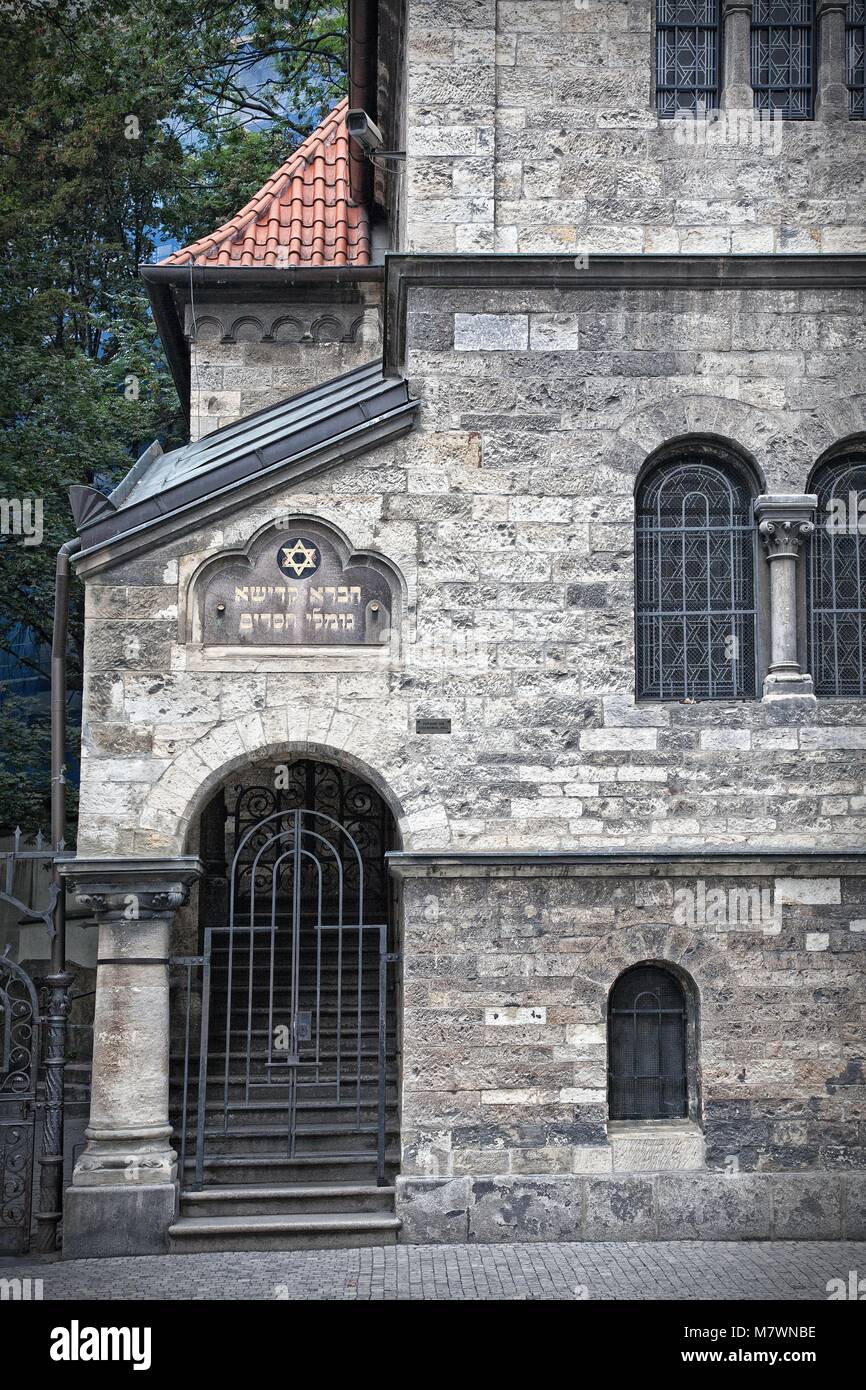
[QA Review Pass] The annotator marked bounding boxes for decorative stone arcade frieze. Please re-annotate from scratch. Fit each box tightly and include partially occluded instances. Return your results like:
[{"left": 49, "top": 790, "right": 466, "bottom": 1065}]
[
  {"left": 755, "top": 494, "right": 818, "bottom": 700},
  {"left": 58, "top": 857, "right": 202, "bottom": 1259}
]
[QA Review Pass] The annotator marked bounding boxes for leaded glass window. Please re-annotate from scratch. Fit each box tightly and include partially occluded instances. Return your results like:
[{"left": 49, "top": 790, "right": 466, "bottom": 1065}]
[
  {"left": 752, "top": 0, "right": 815, "bottom": 118},
  {"left": 609, "top": 966, "right": 688, "bottom": 1122},
  {"left": 850, "top": 1, "right": 866, "bottom": 118},
  {"left": 656, "top": 0, "right": 721, "bottom": 117},
  {"left": 636, "top": 458, "right": 757, "bottom": 700},
  {"left": 808, "top": 457, "right": 866, "bottom": 696}
]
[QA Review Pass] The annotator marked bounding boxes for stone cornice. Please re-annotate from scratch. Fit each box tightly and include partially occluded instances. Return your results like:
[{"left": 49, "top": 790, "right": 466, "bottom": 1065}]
[
  {"left": 140, "top": 263, "right": 384, "bottom": 414},
  {"left": 385, "top": 849, "right": 866, "bottom": 880},
  {"left": 58, "top": 856, "right": 203, "bottom": 920},
  {"left": 382, "top": 253, "right": 866, "bottom": 374}
]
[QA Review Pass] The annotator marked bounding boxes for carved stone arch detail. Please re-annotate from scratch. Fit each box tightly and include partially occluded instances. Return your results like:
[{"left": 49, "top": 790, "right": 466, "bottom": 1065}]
[
  {"left": 188, "top": 314, "right": 223, "bottom": 345},
  {"left": 222, "top": 315, "right": 267, "bottom": 344},
  {"left": 138, "top": 719, "right": 452, "bottom": 856},
  {"left": 310, "top": 314, "right": 346, "bottom": 344},
  {"left": 616, "top": 395, "right": 774, "bottom": 486},
  {"left": 269, "top": 315, "right": 306, "bottom": 344}
]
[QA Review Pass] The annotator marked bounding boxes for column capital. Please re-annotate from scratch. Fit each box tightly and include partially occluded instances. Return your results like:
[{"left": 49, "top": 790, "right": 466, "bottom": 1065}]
[
  {"left": 58, "top": 855, "right": 202, "bottom": 921},
  {"left": 754, "top": 494, "right": 818, "bottom": 559}
]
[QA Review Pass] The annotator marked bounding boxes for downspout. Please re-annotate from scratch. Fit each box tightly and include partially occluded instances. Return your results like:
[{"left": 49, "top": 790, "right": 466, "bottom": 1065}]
[
  {"left": 34, "top": 534, "right": 80, "bottom": 1253},
  {"left": 348, "top": 0, "right": 378, "bottom": 211}
]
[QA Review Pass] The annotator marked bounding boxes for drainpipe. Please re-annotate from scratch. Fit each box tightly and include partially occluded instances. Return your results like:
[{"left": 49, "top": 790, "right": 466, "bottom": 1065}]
[
  {"left": 348, "top": 0, "right": 377, "bottom": 211},
  {"left": 34, "top": 535, "right": 80, "bottom": 1253}
]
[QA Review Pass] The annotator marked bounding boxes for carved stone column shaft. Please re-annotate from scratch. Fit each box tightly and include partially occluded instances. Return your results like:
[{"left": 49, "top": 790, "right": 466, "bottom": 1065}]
[
  {"left": 721, "top": 1, "right": 754, "bottom": 110},
  {"left": 755, "top": 494, "right": 818, "bottom": 700},
  {"left": 57, "top": 857, "right": 201, "bottom": 1258},
  {"left": 816, "top": 1, "right": 850, "bottom": 121}
]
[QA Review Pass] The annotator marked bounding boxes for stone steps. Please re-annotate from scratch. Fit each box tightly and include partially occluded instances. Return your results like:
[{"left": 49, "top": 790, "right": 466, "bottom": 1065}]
[{"left": 168, "top": 1207, "right": 400, "bottom": 1253}]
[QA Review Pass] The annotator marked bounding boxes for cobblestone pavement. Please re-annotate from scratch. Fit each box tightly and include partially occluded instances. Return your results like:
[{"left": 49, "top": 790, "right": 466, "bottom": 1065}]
[{"left": 3, "top": 1242, "right": 864, "bottom": 1300}]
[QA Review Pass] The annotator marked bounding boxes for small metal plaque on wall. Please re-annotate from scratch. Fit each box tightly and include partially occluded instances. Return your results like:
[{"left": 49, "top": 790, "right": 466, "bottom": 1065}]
[
  {"left": 201, "top": 524, "right": 393, "bottom": 648},
  {"left": 416, "top": 717, "right": 451, "bottom": 734}
]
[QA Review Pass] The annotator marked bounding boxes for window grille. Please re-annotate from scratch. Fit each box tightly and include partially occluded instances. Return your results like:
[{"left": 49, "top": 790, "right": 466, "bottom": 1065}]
[
  {"left": 850, "top": 1, "right": 866, "bottom": 118},
  {"left": 752, "top": 0, "right": 815, "bottom": 118},
  {"left": 636, "top": 458, "right": 757, "bottom": 701},
  {"left": 808, "top": 457, "right": 866, "bottom": 696},
  {"left": 609, "top": 966, "right": 688, "bottom": 1121},
  {"left": 656, "top": 0, "right": 721, "bottom": 116}
]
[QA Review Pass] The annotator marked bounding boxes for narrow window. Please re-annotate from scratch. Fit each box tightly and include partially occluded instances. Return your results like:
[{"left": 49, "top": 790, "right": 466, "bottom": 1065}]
[
  {"left": 752, "top": 0, "right": 815, "bottom": 118},
  {"left": 808, "top": 455, "right": 866, "bottom": 696},
  {"left": 850, "top": 1, "right": 866, "bottom": 118},
  {"left": 636, "top": 456, "right": 757, "bottom": 700},
  {"left": 656, "top": 0, "right": 721, "bottom": 117},
  {"left": 609, "top": 966, "right": 688, "bottom": 1121}
]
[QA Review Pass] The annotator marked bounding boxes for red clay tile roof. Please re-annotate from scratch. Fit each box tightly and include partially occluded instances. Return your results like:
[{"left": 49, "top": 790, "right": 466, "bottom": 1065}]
[{"left": 160, "top": 99, "right": 371, "bottom": 269}]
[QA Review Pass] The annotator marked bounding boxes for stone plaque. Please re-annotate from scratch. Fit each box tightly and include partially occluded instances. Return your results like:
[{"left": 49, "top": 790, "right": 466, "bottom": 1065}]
[{"left": 201, "top": 525, "right": 393, "bottom": 647}]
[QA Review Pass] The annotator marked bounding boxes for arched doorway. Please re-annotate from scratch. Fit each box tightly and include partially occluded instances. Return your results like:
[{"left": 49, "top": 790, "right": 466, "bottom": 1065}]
[
  {"left": 608, "top": 964, "right": 689, "bottom": 1121},
  {"left": 173, "top": 759, "right": 399, "bottom": 1194}
]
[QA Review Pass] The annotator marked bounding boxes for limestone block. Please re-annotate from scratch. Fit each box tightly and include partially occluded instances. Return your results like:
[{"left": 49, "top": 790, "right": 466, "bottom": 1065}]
[
  {"left": 469, "top": 1176, "right": 583, "bottom": 1242},
  {"left": 454, "top": 313, "right": 529, "bottom": 351},
  {"left": 395, "top": 1176, "right": 470, "bottom": 1242}
]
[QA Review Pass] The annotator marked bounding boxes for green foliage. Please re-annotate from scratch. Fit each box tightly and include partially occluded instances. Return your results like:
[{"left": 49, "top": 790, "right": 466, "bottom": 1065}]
[{"left": 0, "top": 0, "right": 348, "bottom": 831}]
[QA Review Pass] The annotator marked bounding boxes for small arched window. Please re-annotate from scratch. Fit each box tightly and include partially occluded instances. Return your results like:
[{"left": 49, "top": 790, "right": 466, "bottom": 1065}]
[
  {"left": 808, "top": 454, "right": 866, "bottom": 696},
  {"left": 636, "top": 455, "right": 757, "bottom": 700},
  {"left": 752, "top": 0, "right": 816, "bottom": 119},
  {"left": 656, "top": 1, "right": 721, "bottom": 117},
  {"left": 608, "top": 965, "right": 688, "bottom": 1121}
]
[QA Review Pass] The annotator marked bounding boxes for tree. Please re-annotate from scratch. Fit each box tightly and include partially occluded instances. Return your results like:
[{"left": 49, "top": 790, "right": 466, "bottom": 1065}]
[{"left": 0, "top": 0, "right": 348, "bottom": 832}]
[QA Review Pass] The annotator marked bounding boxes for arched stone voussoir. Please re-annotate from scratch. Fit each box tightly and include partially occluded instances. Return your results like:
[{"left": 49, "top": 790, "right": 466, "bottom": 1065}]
[
  {"left": 616, "top": 393, "right": 776, "bottom": 474},
  {"left": 137, "top": 706, "right": 452, "bottom": 855}
]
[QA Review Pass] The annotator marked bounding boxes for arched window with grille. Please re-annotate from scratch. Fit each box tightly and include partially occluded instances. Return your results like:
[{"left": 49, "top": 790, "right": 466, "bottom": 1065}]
[
  {"left": 608, "top": 965, "right": 689, "bottom": 1121},
  {"left": 752, "top": 0, "right": 816, "bottom": 119},
  {"left": 656, "top": 1, "right": 721, "bottom": 117},
  {"left": 808, "top": 454, "right": 866, "bottom": 696},
  {"left": 635, "top": 454, "right": 758, "bottom": 700}
]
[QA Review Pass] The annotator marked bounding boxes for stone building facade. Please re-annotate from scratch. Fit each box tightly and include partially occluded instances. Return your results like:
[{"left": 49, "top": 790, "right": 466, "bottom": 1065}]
[{"left": 60, "top": 1, "right": 866, "bottom": 1255}]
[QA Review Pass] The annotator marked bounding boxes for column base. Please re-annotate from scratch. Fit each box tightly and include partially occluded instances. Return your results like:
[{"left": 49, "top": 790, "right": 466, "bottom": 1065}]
[
  {"left": 762, "top": 670, "right": 815, "bottom": 699},
  {"left": 62, "top": 1182, "right": 178, "bottom": 1259}
]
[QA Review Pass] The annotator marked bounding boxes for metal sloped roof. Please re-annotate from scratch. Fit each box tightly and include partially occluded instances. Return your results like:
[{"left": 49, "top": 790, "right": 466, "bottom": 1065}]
[{"left": 71, "top": 360, "right": 418, "bottom": 565}]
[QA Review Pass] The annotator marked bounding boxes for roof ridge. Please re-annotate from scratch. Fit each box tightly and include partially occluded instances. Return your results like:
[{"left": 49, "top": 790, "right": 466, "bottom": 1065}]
[{"left": 160, "top": 98, "right": 370, "bottom": 270}]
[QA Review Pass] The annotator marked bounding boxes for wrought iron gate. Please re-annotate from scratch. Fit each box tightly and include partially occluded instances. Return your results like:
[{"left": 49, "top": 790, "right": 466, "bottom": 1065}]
[
  {"left": 0, "top": 950, "right": 40, "bottom": 1253},
  {"left": 179, "top": 804, "right": 391, "bottom": 1188}
]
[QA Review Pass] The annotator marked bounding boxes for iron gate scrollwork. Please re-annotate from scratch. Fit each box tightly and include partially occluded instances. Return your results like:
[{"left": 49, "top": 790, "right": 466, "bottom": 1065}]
[
  {"left": 178, "top": 797, "right": 392, "bottom": 1189},
  {"left": 0, "top": 950, "right": 40, "bottom": 1253}
]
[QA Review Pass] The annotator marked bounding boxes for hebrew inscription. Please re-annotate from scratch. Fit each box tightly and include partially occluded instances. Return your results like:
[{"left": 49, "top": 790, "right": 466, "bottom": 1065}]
[{"left": 201, "top": 526, "right": 393, "bottom": 647}]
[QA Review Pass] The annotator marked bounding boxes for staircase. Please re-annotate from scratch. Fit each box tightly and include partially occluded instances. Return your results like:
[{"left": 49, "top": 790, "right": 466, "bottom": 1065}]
[{"left": 168, "top": 921, "right": 401, "bottom": 1252}]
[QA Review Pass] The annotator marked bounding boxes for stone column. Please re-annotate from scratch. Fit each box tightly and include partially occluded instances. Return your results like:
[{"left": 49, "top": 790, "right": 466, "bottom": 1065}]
[
  {"left": 721, "top": 1, "right": 754, "bottom": 110},
  {"left": 58, "top": 857, "right": 201, "bottom": 1258},
  {"left": 815, "top": 1, "right": 849, "bottom": 121},
  {"left": 755, "top": 495, "right": 817, "bottom": 699}
]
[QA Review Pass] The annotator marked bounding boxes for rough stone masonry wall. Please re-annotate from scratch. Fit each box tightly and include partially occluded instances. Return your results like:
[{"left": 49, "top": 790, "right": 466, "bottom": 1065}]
[
  {"left": 403, "top": 0, "right": 866, "bottom": 254},
  {"left": 75, "top": 273, "right": 866, "bottom": 1237},
  {"left": 395, "top": 866, "right": 866, "bottom": 1241},
  {"left": 184, "top": 288, "right": 382, "bottom": 439},
  {"left": 77, "top": 280, "right": 866, "bottom": 859}
]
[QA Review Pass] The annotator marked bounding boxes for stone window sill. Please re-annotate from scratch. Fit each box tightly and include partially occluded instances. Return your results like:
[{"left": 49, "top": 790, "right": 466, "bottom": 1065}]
[{"left": 607, "top": 1119, "right": 706, "bottom": 1173}]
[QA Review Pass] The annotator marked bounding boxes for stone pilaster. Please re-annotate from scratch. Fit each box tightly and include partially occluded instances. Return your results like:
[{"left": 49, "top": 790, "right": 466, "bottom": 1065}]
[
  {"left": 721, "top": 1, "right": 754, "bottom": 110},
  {"left": 755, "top": 494, "right": 817, "bottom": 700},
  {"left": 816, "top": 1, "right": 849, "bottom": 121},
  {"left": 58, "top": 857, "right": 202, "bottom": 1258}
]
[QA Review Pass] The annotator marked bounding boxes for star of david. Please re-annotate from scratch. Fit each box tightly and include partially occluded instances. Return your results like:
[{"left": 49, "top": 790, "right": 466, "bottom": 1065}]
[{"left": 278, "top": 538, "right": 320, "bottom": 578}]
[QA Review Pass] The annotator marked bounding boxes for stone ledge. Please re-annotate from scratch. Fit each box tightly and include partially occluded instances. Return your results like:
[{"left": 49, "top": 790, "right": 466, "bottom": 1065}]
[{"left": 395, "top": 1172, "right": 866, "bottom": 1243}]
